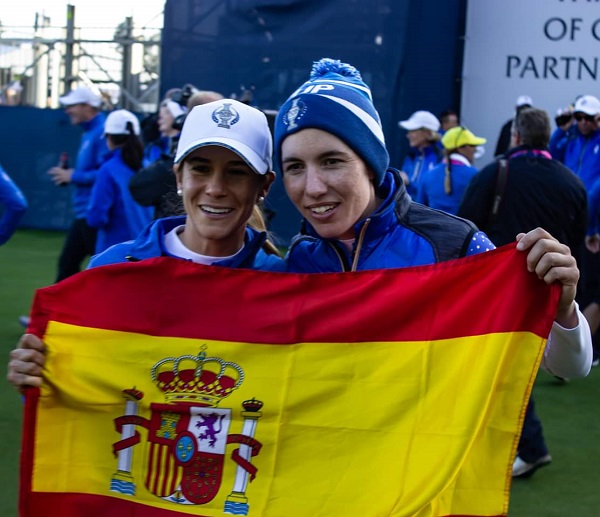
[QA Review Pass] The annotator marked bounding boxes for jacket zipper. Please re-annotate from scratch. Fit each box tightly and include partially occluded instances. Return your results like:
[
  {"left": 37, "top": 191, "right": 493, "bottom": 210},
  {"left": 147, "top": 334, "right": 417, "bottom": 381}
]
[{"left": 351, "top": 218, "right": 371, "bottom": 271}]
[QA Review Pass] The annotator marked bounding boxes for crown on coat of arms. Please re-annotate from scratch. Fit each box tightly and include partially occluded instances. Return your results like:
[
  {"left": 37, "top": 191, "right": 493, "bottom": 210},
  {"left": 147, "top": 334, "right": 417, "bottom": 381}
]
[{"left": 151, "top": 346, "right": 244, "bottom": 406}]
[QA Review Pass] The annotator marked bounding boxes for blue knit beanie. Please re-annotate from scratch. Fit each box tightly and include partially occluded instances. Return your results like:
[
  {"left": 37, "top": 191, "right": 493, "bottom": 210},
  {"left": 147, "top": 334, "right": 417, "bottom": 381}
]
[{"left": 274, "top": 58, "right": 389, "bottom": 186}]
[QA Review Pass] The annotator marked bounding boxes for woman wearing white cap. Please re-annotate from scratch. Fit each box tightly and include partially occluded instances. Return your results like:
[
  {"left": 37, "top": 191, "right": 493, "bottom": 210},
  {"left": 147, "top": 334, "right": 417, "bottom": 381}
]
[
  {"left": 8, "top": 99, "right": 283, "bottom": 389},
  {"left": 86, "top": 109, "right": 153, "bottom": 254},
  {"left": 398, "top": 110, "right": 443, "bottom": 199},
  {"left": 417, "top": 126, "right": 486, "bottom": 215}
]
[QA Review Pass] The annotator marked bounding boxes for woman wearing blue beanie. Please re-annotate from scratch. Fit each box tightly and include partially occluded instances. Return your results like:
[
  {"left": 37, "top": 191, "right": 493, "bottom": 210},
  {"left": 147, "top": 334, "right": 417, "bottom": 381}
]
[{"left": 274, "top": 58, "right": 591, "bottom": 379}]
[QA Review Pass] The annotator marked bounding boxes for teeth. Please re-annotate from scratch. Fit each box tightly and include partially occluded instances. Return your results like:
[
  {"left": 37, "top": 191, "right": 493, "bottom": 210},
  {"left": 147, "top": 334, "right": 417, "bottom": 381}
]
[
  {"left": 201, "top": 206, "right": 232, "bottom": 214},
  {"left": 311, "top": 205, "right": 335, "bottom": 214}
]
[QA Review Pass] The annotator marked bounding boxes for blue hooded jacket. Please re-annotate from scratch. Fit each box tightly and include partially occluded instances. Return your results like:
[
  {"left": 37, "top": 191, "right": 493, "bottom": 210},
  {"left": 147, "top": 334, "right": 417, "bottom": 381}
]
[
  {"left": 550, "top": 126, "right": 600, "bottom": 192},
  {"left": 86, "top": 148, "right": 154, "bottom": 254},
  {"left": 89, "top": 216, "right": 285, "bottom": 272},
  {"left": 70, "top": 112, "right": 109, "bottom": 218},
  {"left": 286, "top": 169, "right": 483, "bottom": 273}
]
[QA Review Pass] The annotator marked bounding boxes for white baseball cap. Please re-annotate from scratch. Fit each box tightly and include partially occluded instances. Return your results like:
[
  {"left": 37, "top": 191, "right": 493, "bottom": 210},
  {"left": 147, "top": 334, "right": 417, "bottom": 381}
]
[
  {"left": 574, "top": 95, "right": 600, "bottom": 116},
  {"left": 59, "top": 86, "right": 103, "bottom": 108},
  {"left": 174, "top": 99, "right": 273, "bottom": 175},
  {"left": 516, "top": 95, "right": 533, "bottom": 108},
  {"left": 104, "top": 109, "right": 141, "bottom": 136},
  {"left": 399, "top": 110, "right": 440, "bottom": 132}
]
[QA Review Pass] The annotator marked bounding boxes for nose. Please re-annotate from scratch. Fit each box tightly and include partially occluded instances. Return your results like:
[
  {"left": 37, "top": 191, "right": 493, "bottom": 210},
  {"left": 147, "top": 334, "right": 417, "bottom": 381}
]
[
  {"left": 205, "top": 172, "right": 227, "bottom": 197},
  {"left": 304, "top": 166, "right": 327, "bottom": 198}
]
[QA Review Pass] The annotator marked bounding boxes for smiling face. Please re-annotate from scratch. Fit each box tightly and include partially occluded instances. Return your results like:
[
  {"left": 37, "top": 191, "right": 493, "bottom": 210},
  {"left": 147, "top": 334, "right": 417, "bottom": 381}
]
[
  {"left": 176, "top": 146, "right": 274, "bottom": 256},
  {"left": 281, "top": 128, "right": 378, "bottom": 240}
]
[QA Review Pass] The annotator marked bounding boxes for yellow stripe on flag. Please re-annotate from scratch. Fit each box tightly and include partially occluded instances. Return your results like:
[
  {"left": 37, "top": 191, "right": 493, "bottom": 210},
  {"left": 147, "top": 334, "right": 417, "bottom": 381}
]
[{"left": 31, "top": 320, "right": 544, "bottom": 516}]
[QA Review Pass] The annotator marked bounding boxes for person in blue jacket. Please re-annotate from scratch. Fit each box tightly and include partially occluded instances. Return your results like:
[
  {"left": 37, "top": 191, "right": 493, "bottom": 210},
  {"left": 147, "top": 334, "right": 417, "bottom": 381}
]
[
  {"left": 417, "top": 126, "right": 486, "bottom": 215},
  {"left": 47, "top": 86, "right": 109, "bottom": 281},
  {"left": 0, "top": 164, "right": 27, "bottom": 245},
  {"left": 8, "top": 98, "right": 283, "bottom": 388},
  {"left": 398, "top": 110, "right": 443, "bottom": 199},
  {"left": 549, "top": 94, "right": 600, "bottom": 193},
  {"left": 550, "top": 94, "right": 600, "bottom": 360},
  {"left": 273, "top": 58, "right": 591, "bottom": 379},
  {"left": 86, "top": 110, "right": 153, "bottom": 254}
]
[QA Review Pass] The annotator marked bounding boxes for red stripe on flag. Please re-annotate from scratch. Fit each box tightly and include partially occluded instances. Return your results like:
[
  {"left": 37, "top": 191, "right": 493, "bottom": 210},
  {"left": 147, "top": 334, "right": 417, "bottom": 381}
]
[
  {"left": 23, "top": 491, "right": 507, "bottom": 516},
  {"left": 28, "top": 243, "right": 559, "bottom": 344},
  {"left": 23, "top": 491, "right": 212, "bottom": 516}
]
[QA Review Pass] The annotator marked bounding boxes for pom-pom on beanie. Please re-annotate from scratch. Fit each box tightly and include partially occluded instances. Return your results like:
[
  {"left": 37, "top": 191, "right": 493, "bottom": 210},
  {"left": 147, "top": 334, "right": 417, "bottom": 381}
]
[{"left": 274, "top": 58, "right": 389, "bottom": 186}]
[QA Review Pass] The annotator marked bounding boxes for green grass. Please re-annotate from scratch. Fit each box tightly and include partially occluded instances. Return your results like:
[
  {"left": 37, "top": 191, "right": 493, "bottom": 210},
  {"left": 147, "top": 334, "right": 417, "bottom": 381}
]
[
  {"left": 1, "top": 230, "right": 599, "bottom": 516},
  {"left": 0, "top": 229, "right": 64, "bottom": 516}
]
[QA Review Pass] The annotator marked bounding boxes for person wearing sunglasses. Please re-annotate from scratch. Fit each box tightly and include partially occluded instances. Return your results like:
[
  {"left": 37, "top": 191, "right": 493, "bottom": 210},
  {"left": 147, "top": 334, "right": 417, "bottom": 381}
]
[
  {"left": 550, "top": 95, "right": 600, "bottom": 193},
  {"left": 550, "top": 94, "right": 600, "bottom": 366}
]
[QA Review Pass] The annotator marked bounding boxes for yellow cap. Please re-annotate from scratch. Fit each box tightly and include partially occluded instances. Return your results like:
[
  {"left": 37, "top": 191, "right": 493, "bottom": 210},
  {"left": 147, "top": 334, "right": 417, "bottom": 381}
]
[{"left": 442, "top": 126, "right": 487, "bottom": 150}]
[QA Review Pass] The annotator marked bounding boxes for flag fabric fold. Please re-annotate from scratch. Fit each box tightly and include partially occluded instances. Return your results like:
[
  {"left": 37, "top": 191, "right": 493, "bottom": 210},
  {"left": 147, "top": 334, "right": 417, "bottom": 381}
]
[{"left": 20, "top": 244, "right": 559, "bottom": 517}]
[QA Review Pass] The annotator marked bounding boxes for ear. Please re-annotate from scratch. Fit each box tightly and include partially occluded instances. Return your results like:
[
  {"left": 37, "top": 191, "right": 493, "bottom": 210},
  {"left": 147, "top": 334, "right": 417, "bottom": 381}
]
[
  {"left": 174, "top": 167, "right": 183, "bottom": 191},
  {"left": 261, "top": 171, "right": 276, "bottom": 198}
]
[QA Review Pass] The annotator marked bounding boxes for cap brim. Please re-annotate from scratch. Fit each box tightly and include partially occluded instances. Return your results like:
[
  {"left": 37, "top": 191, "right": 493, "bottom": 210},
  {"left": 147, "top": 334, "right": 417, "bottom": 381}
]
[
  {"left": 399, "top": 120, "right": 421, "bottom": 130},
  {"left": 467, "top": 137, "right": 487, "bottom": 146},
  {"left": 174, "top": 137, "right": 269, "bottom": 175}
]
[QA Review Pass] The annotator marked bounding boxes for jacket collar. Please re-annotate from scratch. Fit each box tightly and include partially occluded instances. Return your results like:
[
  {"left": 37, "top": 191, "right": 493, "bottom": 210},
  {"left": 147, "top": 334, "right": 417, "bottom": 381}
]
[{"left": 127, "top": 216, "right": 269, "bottom": 268}]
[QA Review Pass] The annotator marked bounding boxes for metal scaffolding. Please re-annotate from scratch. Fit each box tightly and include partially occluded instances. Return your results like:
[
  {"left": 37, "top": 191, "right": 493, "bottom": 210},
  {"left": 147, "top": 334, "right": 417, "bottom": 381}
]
[{"left": 0, "top": 4, "right": 162, "bottom": 112}]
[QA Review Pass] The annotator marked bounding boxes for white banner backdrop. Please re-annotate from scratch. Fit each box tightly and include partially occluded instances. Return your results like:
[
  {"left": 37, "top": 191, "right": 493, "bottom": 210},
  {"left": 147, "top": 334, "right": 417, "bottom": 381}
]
[{"left": 461, "top": 0, "right": 600, "bottom": 166}]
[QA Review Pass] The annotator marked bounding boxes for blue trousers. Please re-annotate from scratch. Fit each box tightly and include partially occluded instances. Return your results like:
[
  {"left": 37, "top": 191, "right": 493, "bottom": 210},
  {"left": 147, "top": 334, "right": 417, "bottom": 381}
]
[{"left": 517, "top": 396, "right": 549, "bottom": 462}]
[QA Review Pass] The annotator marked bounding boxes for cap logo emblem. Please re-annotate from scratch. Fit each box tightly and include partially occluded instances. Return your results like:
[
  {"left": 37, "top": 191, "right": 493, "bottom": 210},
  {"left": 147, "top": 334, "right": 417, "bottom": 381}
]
[
  {"left": 212, "top": 103, "right": 240, "bottom": 129},
  {"left": 285, "top": 99, "right": 306, "bottom": 131}
]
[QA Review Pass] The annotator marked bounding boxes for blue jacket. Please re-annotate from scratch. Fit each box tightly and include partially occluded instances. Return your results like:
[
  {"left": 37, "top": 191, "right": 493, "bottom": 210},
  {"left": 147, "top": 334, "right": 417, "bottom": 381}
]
[
  {"left": 86, "top": 148, "right": 154, "bottom": 254},
  {"left": 401, "top": 145, "right": 443, "bottom": 198},
  {"left": 286, "top": 170, "right": 483, "bottom": 273},
  {"left": 70, "top": 112, "right": 109, "bottom": 218},
  {"left": 550, "top": 126, "right": 600, "bottom": 192},
  {"left": 416, "top": 157, "right": 478, "bottom": 215},
  {"left": 0, "top": 164, "right": 27, "bottom": 245},
  {"left": 89, "top": 216, "right": 285, "bottom": 272}
]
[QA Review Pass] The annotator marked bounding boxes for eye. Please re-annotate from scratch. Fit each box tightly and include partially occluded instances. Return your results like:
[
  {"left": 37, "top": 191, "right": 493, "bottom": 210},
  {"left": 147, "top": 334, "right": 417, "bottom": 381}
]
[
  {"left": 284, "top": 161, "right": 304, "bottom": 175},
  {"left": 189, "top": 164, "right": 210, "bottom": 175},
  {"left": 228, "top": 167, "right": 252, "bottom": 176},
  {"left": 323, "top": 157, "right": 342, "bottom": 167}
]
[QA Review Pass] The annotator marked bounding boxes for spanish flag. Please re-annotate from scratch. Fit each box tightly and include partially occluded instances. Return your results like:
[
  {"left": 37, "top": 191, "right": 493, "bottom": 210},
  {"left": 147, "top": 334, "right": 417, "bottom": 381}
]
[{"left": 20, "top": 244, "right": 558, "bottom": 517}]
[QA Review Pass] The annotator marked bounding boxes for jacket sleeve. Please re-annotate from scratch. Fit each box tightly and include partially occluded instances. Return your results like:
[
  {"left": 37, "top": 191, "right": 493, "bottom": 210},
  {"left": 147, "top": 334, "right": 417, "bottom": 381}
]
[
  {"left": 71, "top": 133, "right": 109, "bottom": 186},
  {"left": 0, "top": 167, "right": 28, "bottom": 245},
  {"left": 549, "top": 128, "right": 568, "bottom": 163},
  {"left": 587, "top": 178, "right": 600, "bottom": 235},
  {"left": 86, "top": 165, "right": 115, "bottom": 228}
]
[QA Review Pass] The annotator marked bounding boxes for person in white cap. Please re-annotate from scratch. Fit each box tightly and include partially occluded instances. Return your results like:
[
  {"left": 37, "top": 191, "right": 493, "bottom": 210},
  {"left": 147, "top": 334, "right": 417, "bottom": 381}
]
[
  {"left": 18, "top": 86, "right": 108, "bottom": 328},
  {"left": 50, "top": 86, "right": 109, "bottom": 281},
  {"left": 398, "top": 110, "right": 443, "bottom": 199},
  {"left": 8, "top": 99, "right": 284, "bottom": 390},
  {"left": 550, "top": 94, "right": 600, "bottom": 366},
  {"left": 494, "top": 95, "right": 533, "bottom": 157},
  {"left": 86, "top": 110, "right": 153, "bottom": 254}
]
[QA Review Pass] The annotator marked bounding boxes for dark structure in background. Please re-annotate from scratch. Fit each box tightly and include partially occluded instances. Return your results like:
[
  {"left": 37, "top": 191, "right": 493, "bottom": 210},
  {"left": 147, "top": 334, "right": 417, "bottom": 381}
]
[
  {"left": 160, "top": 0, "right": 466, "bottom": 243},
  {"left": 0, "top": 0, "right": 466, "bottom": 245}
]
